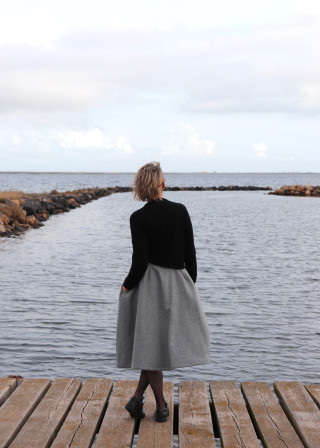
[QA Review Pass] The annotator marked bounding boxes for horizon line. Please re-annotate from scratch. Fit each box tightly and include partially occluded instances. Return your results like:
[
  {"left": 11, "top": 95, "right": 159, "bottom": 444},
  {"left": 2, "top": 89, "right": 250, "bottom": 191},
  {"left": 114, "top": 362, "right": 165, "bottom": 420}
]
[{"left": 1, "top": 171, "right": 319, "bottom": 175}]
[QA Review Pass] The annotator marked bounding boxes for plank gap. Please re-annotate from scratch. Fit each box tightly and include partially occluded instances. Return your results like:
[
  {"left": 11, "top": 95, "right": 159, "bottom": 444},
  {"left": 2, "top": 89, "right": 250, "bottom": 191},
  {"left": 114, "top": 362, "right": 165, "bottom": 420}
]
[
  {"left": 173, "top": 403, "right": 179, "bottom": 436},
  {"left": 209, "top": 399, "right": 220, "bottom": 437}
]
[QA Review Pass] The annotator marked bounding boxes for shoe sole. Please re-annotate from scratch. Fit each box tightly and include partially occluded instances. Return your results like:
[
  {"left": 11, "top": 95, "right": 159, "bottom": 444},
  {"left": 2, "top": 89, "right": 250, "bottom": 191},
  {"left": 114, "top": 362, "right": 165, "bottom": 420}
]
[{"left": 154, "top": 410, "right": 169, "bottom": 422}]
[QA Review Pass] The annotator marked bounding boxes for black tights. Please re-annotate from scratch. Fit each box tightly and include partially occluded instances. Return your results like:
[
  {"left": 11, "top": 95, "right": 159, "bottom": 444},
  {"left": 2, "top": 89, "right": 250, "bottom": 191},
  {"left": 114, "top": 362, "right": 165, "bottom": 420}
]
[{"left": 134, "top": 370, "right": 166, "bottom": 408}]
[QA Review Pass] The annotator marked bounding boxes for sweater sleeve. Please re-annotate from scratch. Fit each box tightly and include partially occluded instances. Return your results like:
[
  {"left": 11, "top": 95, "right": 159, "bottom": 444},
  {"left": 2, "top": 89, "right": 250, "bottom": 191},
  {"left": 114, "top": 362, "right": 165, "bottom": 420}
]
[
  {"left": 123, "top": 212, "right": 149, "bottom": 290},
  {"left": 184, "top": 206, "right": 197, "bottom": 283}
]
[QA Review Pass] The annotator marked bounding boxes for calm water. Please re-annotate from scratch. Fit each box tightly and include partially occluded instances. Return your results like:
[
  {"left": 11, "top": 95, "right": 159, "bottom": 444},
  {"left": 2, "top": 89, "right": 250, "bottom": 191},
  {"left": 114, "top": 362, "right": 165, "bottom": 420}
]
[{"left": 0, "top": 173, "right": 319, "bottom": 391}]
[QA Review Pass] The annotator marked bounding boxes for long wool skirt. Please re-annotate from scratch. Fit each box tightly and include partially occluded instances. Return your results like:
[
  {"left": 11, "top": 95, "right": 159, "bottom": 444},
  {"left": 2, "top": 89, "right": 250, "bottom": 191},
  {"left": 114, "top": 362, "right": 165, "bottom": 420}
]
[{"left": 116, "top": 263, "right": 210, "bottom": 370}]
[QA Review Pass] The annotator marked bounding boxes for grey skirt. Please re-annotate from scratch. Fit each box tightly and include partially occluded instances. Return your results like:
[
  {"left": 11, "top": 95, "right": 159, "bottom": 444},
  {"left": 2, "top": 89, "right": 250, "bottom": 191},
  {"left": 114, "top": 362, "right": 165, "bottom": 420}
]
[{"left": 116, "top": 263, "right": 210, "bottom": 370}]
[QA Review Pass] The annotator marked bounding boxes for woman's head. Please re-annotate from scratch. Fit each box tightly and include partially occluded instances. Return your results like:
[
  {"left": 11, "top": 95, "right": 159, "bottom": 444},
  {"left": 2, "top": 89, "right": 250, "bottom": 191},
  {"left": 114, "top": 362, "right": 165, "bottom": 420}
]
[{"left": 133, "top": 161, "right": 165, "bottom": 202}]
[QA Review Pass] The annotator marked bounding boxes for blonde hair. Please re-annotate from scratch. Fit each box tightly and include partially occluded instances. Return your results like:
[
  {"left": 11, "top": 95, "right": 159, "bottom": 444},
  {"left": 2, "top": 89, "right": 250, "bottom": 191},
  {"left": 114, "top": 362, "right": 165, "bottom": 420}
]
[{"left": 133, "top": 161, "right": 164, "bottom": 202}]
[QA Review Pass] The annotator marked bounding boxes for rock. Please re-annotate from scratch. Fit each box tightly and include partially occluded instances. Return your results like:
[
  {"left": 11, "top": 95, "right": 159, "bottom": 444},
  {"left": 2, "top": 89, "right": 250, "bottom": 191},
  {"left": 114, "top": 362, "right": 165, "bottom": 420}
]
[
  {"left": 35, "top": 212, "right": 49, "bottom": 221},
  {"left": 13, "top": 224, "right": 25, "bottom": 232},
  {"left": 4, "top": 199, "right": 16, "bottom": 206},
  {"left": 0, "top": 203, "right": 26, "bottom": 223},
  {"left": 269, "top": 185, "right": 320, "bottom": 197},
  {"left": 0, "top": 212, "right": 9, "bottom": 226},
  {"left": 51, "top": 196, "right": 68, "bottom": 207},
  {"left": 0, "top": 218, "right": 6, "bottom": 233},
  {"left": 39, "top": 199, "right": 55, "bottom": 214},
  {"left": 26, "top": 215, "right": 40, "bottom": 227},
  {"left": 0, "top": 203, "right": 12, "bottom": 216},
  {"left": 10, "top": 205, "right": 27, "bottom": 223},
  {"left": 22, "top": 199, "right": 42, "bottom": 216}
]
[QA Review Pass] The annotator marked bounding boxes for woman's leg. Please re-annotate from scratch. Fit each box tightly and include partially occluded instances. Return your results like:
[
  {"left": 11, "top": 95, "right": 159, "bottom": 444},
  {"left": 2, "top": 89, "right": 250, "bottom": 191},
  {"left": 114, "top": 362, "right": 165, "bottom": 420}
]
[
  {"left": 145, "top": 370, "right": 166, "bottom": 408},
  {"left": 133, "top": 370, "right": 149, "bottom": 402},
  {"left": 133, "top": 369, "right": 166, "bottom": 408}
]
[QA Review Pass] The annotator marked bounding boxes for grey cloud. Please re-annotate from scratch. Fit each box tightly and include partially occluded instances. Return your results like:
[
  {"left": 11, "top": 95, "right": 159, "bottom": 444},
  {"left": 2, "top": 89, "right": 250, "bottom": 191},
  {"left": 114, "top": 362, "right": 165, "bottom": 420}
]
[{"left": 0, "top": 16, "right": 319, "bottom": 114}]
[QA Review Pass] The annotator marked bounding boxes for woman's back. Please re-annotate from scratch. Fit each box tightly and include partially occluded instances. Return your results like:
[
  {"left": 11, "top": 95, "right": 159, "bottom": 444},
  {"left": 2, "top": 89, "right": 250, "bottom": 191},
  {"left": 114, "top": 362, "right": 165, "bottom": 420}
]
[{"left": 123, "top": 198, "right": 197, "bottom": 290}]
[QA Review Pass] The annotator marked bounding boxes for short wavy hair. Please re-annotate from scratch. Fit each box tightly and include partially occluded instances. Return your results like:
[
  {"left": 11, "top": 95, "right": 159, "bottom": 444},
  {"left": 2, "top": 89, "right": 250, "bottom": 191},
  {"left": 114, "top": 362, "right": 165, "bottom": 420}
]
[{"left": 133, "top": 161, "right": 164, "bottom": 202}]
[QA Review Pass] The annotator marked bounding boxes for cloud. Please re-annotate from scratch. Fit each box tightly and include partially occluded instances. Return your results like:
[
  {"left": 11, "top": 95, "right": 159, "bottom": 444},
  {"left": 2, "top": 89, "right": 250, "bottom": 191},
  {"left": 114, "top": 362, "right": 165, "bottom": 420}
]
[
  {"left": 10, "top": 128, "right": 133, "bottom": 154},
  {"left": 161, "top": 123, "right": 215, "bottom": 157},
  {"left": 56, "top": 129, "right": 133, "bottom": 154},
  {"left": 253, "top": 142, "right": 267, "bottom": 159},
  {"left": 0, "top": 13, "right": 320, "bottom": 116}
]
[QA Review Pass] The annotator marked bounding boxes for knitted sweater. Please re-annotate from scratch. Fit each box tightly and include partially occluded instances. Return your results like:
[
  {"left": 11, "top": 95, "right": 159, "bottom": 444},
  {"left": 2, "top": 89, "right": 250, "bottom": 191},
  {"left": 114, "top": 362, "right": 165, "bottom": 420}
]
[{"left": 123, "top": 197, "right": 197, "bottom": 290}]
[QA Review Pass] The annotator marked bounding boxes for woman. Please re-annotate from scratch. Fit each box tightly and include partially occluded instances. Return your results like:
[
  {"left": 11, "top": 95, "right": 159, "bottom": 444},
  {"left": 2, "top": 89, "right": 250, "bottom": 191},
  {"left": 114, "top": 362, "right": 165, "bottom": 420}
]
[{"left": 116, "top": 161, "right": 210, "bottom": 423}]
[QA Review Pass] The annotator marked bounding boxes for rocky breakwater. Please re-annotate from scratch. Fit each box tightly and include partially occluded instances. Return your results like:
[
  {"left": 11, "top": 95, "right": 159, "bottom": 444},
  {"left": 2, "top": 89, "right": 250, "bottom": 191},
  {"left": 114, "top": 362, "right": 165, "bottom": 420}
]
[
  {"left": 0, "top": 184, "right": 273, "bottom": 238},
  {"left": 268, "top": 185, "right": 320, "bottom": 197},
  {"left": 0, "top": 186, "right": 131, "bottom": 237},
  {"left": 165, "top": 185, "right": 273, "bottom": 191}
]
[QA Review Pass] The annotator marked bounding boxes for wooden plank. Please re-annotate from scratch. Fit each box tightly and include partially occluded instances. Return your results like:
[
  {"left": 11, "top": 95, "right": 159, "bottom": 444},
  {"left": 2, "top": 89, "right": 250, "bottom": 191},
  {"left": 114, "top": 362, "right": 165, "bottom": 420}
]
[
  {"left": 51, "top": 378, "right": 113, "bottom": 448},
  {"left": 10, "top": 377, "right": 82, "bottom": 448},
  {"left": 241, "top": 381, "right": 304, "bottom": 448},
  {"left": 209, "top": 380, "right": 260, "bottom": 448},
  {"left": 136, "top": 382, "right": 174, "bottom": 448},
  {"left": 0, "top": 378, "right": 51, "bottom": 448},
  {"left": 179, "top": 380, "right": 216, "bottom": 448},
  {"left": 305, "top": 384, "right": 320, "bottom": 408},
  {"left": 0, "top": 377, "right": 17, "bottom": 407},
  {"left": 274, "top": 381, "right": 320, "bottom": 448},
  {"left": 94, "top": 379, "right": 138, "bottom": 448}
]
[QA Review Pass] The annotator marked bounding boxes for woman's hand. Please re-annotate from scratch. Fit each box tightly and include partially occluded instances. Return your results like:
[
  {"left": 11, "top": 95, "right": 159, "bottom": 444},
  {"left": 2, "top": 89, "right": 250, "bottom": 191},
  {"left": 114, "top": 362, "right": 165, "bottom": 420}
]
[{"left": 122, "top": 285, "right": 128, "bottom": 292}]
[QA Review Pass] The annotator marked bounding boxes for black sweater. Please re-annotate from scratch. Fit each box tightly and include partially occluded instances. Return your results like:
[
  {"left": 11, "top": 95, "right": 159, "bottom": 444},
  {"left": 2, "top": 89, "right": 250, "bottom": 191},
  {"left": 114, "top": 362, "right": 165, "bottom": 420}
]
[{"left": 123, "top": 197, "right": 197, "bottom": 290}]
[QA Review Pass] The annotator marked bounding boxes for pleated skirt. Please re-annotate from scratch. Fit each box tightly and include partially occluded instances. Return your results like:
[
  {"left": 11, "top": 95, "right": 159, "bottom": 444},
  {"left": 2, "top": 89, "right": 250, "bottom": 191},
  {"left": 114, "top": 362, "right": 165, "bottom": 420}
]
[{"left": 116, "top": 263, "right": 210, "bottom": 370}]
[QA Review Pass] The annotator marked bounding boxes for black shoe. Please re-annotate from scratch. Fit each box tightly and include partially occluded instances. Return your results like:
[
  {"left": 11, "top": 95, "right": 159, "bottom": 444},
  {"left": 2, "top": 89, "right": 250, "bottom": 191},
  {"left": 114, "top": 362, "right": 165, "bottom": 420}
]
[
  {"left": 125, "top": 395, "right": 145, "bottom": 419},
  {"left": 154, "top": 400, "right": 169, "bottom": 422}
]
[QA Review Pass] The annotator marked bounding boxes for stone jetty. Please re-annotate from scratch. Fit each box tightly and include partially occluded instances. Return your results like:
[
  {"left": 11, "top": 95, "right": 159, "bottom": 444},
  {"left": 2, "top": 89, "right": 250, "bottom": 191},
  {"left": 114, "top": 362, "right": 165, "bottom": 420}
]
[
  {"left": 0, "top": 187, "right": 130, "bottom": 238},
  {"left": 268, "top": 184, "right": 320, "bottom": 197},
  {"left": 166, "top": 185, "right": 272, "bottom": 191},
  {"left": 0, "top": 184, "right": 272, "bottom": 238}
]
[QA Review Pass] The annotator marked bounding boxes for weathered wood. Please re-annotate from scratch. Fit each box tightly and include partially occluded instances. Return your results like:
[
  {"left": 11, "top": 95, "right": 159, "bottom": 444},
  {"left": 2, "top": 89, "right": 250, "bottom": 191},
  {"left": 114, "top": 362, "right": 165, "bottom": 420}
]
[
  {"left": 0, "top": 377, "right": 17, "bottom": 407},
  {"left": 274, "top": 381, "right": 320, "bottom": 448},
  {"left": 209, "top": 380, "right": 260, "bottom": 448},
  {"left": 136, "top": 382, "right": 174, "bottom": 448},
  {"left": 179, "top": 380, "right": 216, "bottom": 448},
  {"left": 10, "top": 377, "right": 82, "bottom": 448},
  {"left": 2, "top": 377, "right": 320, "bottom": 448},
  {"left": 94, "top": 379, "right": 138, "bottom": 448},
  {"left": 241, "top": 381, "right": 304, "bottom": 448},
  {"left": 305, "top": 384, "right": 320, "bottom": 408},
  {"left": 51, "top": 378, "right": 113, "bottom": 448},
  {"left": 0, "top": 378, "right": 51, "bottom": 448}
]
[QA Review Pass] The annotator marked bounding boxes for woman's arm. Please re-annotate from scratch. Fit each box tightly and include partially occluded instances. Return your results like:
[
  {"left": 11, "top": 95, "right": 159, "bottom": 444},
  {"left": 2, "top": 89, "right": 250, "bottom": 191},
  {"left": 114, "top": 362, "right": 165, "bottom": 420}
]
[
  {"left": 184, "top": 206, "right": 197, "bottom": 283},
  {"left": 122, "top": 212, "right": 149, "bottom": 290}
]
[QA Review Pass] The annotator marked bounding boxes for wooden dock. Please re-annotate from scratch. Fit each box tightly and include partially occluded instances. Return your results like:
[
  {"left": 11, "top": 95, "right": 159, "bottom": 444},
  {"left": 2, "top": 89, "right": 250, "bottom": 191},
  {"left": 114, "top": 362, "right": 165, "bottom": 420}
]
[{"left": 1, "top": 377, "right": 320, "bottom": 447}]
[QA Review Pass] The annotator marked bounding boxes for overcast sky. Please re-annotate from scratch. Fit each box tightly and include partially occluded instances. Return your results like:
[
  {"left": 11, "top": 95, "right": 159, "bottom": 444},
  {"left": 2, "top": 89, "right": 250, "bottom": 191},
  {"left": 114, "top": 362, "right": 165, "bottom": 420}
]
[{"left": 0, "top": 0, "right": 319, "bottom": 172}]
